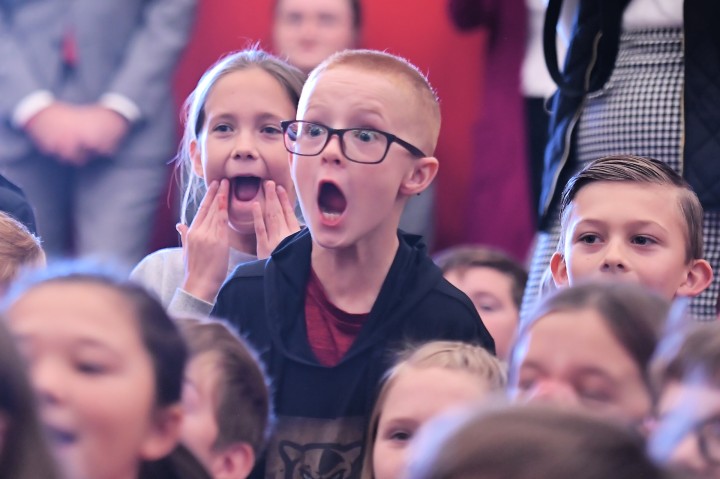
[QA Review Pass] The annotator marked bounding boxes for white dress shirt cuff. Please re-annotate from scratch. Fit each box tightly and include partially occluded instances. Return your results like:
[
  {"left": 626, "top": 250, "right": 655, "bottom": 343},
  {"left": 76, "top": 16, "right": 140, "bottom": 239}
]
[
  {"left": 12, "top": 90, "right": 56, "bottom": 128},
  {"left": 99, "top": 93, "right": 142, "bottom": 123}
]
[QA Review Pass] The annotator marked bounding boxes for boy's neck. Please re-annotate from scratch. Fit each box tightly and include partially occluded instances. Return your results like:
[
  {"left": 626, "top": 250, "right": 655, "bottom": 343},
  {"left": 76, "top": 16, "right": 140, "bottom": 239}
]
[
  {"left": 229, "top": 228, "right": 257, "bottom": 256},
  {"left": 310, "top": 233, "right": 400, "bottom": 315}
]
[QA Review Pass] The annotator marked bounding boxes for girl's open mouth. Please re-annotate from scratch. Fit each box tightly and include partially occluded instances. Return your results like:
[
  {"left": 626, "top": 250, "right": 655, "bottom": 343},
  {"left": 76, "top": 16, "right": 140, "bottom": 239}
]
[{"left": 232, "top": 176, "right": 262, "bottom": 202}]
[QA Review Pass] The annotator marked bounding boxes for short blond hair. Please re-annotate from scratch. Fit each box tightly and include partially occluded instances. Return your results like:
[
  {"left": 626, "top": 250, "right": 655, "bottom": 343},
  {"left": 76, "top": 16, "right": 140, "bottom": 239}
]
[
  {"left": 361, "top": 341, "right": 505, "bottom": 479},
  {"left": 307, "top": 49, "right": 441, "bottom": 155},
  {"left": 0, "top": 212, "right": 44, "bottom": 289}
]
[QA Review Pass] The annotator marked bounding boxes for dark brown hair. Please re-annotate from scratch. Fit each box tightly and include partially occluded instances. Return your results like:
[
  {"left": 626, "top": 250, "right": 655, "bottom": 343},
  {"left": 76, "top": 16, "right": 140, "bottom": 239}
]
[
  {"left": 179, "top": 317, "right": 272, "bottom": 456},
  {"left": 406, "top": 404, "right": 678, "bottom": 479},
  {"left": 0, "top": 319, "right": 62, "bottom": 479},
  {"left": 433, "top": 245, "right": 528, "bottom": 308},
  {"left": 558, "top": 155, "right": 703, "bottom": 261}
]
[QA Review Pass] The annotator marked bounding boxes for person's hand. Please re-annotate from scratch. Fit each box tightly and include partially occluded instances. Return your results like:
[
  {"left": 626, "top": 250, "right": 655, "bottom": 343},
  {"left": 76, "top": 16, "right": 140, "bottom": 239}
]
[
  {"left": 24, "top": 102, "right": 89, "bottom": 165},
  {"left": 177, "top": 179, "right": 231, "bottom": 303},
  {"left": 77, "top": 105, "right": 130, "bottom": 157},
  {"left": 253, "top": 180, "right": 300, "bottom": 259}
]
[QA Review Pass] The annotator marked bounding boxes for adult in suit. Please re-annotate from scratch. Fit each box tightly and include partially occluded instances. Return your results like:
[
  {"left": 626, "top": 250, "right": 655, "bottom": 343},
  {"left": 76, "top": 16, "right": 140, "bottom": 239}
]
[{"left": 0, "top": 0, "right": 197, "bottom": 266}]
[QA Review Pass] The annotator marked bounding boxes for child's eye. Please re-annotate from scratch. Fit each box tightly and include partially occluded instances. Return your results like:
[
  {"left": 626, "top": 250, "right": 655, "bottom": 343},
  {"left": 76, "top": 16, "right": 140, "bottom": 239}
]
[
  {"left": 516, "top": 374, "right": 537, "bottom": 392},
  {"left": 352, "top": 129, "right": 381, "bottom": 144},
  {"left": 75, "top": 361, "right": 107, "bottom": 375},
  {"left": 631, "top": 235, "right": 656, "bottom": 246},
  {"left": 476, "top": 302, "right": 500, "bottom": 313},
  {"left": 577, "top": 387, "right": 614, "bottom": 404},
  {"left": 389, "top": 430, "right": 412, "bottom": 442},
  {"left": 306, "top": 124, "right": 326, "bottom": 138},
  {"left": 260, "top": 125, "right": 282, "bottom": 135},
  {"left": 213, "top": 124, "right": 232, "bottom": 133},
  {"left": 578, "top": 234, "right": 600, "bottom": 244}
]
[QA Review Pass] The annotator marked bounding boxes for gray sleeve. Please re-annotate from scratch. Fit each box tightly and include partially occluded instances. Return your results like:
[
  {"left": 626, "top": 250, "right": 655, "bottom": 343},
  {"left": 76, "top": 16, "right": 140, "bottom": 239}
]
[
  {"left": 167, "top": 288, "right": 215, "bottom": 318},
  {"left": 0, "top": 11, "right": 45, "bottom": 118},
  {"left": 129, "top": 248, "right": 179, "bottom": 308},
  {"left": 106, "top": 0, "right": 197, "bottom": 120}
]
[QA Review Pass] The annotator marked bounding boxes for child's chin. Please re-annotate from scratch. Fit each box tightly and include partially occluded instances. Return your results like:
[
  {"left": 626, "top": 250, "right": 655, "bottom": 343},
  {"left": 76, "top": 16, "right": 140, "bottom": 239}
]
[{"left": 228, "top": 211, "right": 255, "bottom": 235}]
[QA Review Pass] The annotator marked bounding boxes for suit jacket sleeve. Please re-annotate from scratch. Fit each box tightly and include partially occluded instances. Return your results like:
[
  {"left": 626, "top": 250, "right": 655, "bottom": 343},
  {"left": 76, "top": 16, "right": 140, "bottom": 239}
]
[
  {"left": 0, "top": 10, "right": 46, "bottom": 118},
  {"left": 105, "top": 0, "right": 197, "bottom": 121}
]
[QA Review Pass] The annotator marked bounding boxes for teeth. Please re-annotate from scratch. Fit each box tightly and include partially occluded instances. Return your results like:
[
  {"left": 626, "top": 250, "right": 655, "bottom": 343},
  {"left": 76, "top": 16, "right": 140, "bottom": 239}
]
[{"left": 322, "top": 211, "right": 341, "bottom": 221}]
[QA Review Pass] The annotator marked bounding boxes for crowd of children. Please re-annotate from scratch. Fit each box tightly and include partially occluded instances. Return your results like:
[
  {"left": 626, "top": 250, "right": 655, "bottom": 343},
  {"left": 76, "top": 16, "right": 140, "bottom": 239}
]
[{"left": 0, "top": 35, "right": 718, "bottom": 479}]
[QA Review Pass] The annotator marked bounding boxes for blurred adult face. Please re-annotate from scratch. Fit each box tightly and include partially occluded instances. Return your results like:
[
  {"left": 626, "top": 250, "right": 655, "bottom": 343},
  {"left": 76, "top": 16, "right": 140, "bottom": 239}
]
[{"left": 273, "top": 0, "right": 357, "bottom": 73}]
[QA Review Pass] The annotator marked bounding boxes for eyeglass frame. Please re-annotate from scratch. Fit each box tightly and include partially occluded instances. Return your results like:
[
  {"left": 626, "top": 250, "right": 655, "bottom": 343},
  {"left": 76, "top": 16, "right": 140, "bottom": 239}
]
[
  {"left": 696, "top": 414, "right": 720, "bottom": 466},
  {"left": 280, "top": 120, "right": 427, "bottom": 164}
]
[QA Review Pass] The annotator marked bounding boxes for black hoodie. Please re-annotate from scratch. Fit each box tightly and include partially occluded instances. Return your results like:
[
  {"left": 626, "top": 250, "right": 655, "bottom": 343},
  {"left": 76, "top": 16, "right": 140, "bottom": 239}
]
[{"left": 212, "top": 228, "right": 494, "bottom": 479}]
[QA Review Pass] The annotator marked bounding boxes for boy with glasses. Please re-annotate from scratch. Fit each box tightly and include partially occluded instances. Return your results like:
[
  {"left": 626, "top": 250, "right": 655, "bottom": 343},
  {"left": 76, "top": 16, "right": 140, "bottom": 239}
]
[{"left": 212, "top": 49, "right": 493, "bottom": 479}]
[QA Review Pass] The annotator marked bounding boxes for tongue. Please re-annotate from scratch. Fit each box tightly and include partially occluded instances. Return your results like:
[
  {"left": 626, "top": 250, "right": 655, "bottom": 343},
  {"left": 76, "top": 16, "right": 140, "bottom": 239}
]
[
  {"left": 232, "top": 177, "right": 261, "bottom": 202},
  {"left": 319, "top": 183, "right": 347, "bottom": 214}
]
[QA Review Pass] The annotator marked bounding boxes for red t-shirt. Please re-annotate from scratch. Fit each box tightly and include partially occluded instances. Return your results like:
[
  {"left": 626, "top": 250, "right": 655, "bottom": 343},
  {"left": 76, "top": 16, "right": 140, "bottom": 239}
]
[{"left": 305, "top": 269, "right": 369, "bottom": 367}]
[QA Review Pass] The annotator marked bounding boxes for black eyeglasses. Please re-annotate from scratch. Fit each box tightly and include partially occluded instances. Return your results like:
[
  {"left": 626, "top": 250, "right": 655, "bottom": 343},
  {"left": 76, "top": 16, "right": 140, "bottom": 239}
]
[
  {"left": 281, "top": 120, "right": 427, "bottom": 164},
  {"left": 697, "top": 415, "right": 720, "bottom": 465}
]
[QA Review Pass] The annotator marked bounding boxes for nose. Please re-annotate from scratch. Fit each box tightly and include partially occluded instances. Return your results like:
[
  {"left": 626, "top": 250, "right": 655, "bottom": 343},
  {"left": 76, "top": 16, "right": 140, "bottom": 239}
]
[
  {"left": 321, "top": 133, "right": 345, "bottom": 166},
  {"left": 525, "top": 380, "right": 581, "bottom": 407},
  {"left": 32, "top": 358, "right": 68, "bottom": 406},
  {"left": 232, "top": 130, "right": 258, "bottom": 161},
  {"left": 601, "top": 240, "right": 627, "bottom": 273},
  {"left": 669, "top": 434, "right": 710, "bottom": 475}
]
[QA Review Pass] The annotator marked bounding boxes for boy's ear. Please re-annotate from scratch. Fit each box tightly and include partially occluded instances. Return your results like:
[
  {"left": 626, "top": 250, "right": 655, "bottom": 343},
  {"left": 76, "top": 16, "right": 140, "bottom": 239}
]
[
  {"left": 190, "top": 139, "right": 205, "bottom": 179},
  {"left": 676, "top": 258, "right": 713, "bottom": 298},
  {"left": 139, "top": 404, "right": 183, "bottom": 461},
  {"left": 209, "top": 442, "right": 255, "bottom": 479},
  {"left": 399, "top": 156, "right": 439, "bottom": 196},
  {"left": 549, "top": 252, "right": 570, "bottom": 287}
]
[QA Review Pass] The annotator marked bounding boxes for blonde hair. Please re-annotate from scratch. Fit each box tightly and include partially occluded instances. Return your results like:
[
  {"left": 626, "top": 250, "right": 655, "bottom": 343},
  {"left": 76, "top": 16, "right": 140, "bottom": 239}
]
[
  {"left": 177, "top": 48, "right": 306, "bottom": 225},
  {"left": 306, "top": 49, "right": 441, "bottom": 155},
  {"left": 0, "top": 212, "right": 44, "bottom": 291},
  {"left": 361, "top": 341, "right": 505, "bottom": 479}
]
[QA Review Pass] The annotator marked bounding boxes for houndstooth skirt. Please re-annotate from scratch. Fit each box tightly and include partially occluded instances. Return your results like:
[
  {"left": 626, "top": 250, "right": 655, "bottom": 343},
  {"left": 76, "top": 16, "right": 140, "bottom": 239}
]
[{"left": 521, "top": 27, "right": 720, "bottom": 321}]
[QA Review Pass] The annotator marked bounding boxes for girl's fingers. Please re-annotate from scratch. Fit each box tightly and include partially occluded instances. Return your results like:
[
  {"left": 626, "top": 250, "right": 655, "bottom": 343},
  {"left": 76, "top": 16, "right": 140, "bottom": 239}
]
[
  {"left": 176, "top": 223, "right": 189, "bottom": 247},
  {"left": 193, "top": 180, "right": 219, "bottom": 225},
  {"left": 277, "top": 184, "right": 300, "bottom": 230},
  {"left": 253, "top": 202, "right": 272, "bottom": 258},
  {"left": 212, "top": 179, "right": 230, "bottom": 236}
]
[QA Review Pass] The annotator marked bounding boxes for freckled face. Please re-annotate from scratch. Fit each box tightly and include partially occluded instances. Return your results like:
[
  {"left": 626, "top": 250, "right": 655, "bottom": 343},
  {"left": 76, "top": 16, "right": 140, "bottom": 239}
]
[{"left": 292, "top": 66, "right": 425, "bottom": 251}]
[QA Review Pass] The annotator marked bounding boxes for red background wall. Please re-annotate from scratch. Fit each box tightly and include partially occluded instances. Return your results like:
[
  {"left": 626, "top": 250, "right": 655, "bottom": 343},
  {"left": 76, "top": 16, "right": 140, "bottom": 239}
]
[{"left": 165, "top": 0, "right": 487, "bottom": 251}]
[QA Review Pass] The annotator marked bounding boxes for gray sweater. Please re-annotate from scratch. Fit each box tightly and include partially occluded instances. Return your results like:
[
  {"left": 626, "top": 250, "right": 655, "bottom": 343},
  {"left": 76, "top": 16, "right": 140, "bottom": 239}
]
[{"left": 130, "top": 247, "right": 256, "bottom": 317}]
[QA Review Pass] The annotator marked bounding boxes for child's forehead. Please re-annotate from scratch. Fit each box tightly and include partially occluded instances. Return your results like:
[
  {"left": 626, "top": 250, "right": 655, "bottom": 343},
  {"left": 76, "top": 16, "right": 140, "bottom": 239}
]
[
  {"left": 302, "top": 65, "right": 406, "bottom": 101},
  {"left": 571, "top": 180, "right": 682, "bottom": 211}
]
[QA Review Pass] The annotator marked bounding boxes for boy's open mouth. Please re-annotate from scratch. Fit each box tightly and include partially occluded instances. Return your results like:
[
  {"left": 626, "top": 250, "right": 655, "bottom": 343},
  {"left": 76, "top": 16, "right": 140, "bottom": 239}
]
[
  {"left": 232, "top": 176, "right": 262, "bottom": 202},
  {"left": 318, "top": 181, "right": 347, "bottom": 220}
]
